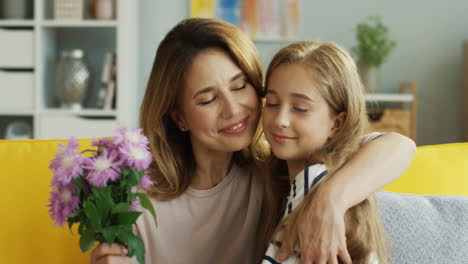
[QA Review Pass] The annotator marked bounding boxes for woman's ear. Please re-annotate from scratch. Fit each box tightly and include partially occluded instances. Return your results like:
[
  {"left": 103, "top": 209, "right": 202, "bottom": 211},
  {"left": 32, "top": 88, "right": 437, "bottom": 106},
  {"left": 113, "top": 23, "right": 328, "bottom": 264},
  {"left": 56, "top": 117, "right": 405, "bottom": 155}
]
[
  {"left": 171, "top": 110, "right": 189, "bottom": 132},
  {"left": 330, "top": 112, "right": 347, "bottom": 138}
]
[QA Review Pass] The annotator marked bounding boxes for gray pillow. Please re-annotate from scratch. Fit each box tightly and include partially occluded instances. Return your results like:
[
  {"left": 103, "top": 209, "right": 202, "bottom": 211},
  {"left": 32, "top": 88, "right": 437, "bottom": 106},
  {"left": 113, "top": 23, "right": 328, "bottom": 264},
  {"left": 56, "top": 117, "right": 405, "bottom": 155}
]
[{"left": 376, "top": 191, "right": 468, "bottom": 263}]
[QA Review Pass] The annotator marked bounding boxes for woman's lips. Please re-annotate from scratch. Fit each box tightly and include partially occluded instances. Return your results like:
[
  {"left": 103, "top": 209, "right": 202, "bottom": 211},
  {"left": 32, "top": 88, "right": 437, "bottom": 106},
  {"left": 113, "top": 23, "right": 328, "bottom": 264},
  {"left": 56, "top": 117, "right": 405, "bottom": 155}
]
[{"left": 220, "top": 117, "right": 249, "bottom": 135}]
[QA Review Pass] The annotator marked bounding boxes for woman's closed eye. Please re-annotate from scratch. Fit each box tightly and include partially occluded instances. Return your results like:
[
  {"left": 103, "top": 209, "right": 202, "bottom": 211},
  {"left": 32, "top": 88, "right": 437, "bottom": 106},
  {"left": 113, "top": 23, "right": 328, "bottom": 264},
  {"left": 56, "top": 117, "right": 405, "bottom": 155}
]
[
  {"left": 199, "top": 96, "right": 216, "bottom": 105},
  {"left": 232, "top": 83, "right": 247, "bottom": 91}
]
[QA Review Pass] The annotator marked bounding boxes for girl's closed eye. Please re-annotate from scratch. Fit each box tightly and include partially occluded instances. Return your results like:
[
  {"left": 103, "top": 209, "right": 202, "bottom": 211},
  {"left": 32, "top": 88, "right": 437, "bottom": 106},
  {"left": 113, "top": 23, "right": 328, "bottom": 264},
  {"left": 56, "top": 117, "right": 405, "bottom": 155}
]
[{"left": 293, "top": 106, "right": 308, "bottom": 112}]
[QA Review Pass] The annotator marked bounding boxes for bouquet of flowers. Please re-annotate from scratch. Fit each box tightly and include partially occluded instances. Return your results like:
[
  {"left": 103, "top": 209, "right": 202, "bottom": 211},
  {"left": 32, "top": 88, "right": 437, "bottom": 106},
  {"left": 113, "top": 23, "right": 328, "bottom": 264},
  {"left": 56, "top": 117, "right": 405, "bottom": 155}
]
[{"left": 47, "top": 127, "right": 157, "bottom": 264}]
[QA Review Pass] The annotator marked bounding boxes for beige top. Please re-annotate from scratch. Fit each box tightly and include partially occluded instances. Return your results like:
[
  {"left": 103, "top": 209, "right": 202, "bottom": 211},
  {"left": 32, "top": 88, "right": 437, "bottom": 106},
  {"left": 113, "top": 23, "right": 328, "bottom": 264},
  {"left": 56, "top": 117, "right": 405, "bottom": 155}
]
[
  {"left": 133, "top": 132, "right": 383, "bottom": 264},
  {"left": 133, "top": 164, "right": 263, "bottom": 264}
]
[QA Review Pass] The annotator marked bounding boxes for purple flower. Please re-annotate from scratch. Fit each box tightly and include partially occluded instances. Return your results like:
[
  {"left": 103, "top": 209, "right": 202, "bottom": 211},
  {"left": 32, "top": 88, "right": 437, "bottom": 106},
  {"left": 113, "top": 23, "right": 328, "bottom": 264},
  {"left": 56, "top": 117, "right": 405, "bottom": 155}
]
[
  {"left": 139, "top": 174, "right": 154, "bottom": 189},
  {"left": 130, "top": 198, "right": 141, "bottom": 212},
  {"left": 119, "top": 142, "right": 152, "bottom": 171},
  {"left": 114, "top": 127, "right": 149, "bottom": 147},
  {"left": 91, "top": 137, "right": 118, "bottom": 151},
  {"left": 49, "top": 138, "right": 85, "bottom": 185},
  {"left": 48, "top": 183, "right": 80, "bottom": 226},
  {"left": 83, "top": 149, "right": 122, "bottom": 187}
]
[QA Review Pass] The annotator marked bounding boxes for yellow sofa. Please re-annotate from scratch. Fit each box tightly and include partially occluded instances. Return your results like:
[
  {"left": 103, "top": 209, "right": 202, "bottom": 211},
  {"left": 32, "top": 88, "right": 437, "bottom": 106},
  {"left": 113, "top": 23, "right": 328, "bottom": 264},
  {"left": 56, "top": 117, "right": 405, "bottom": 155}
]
[{"left": 0, "top": 139, "right": 467, "bottom": 263}]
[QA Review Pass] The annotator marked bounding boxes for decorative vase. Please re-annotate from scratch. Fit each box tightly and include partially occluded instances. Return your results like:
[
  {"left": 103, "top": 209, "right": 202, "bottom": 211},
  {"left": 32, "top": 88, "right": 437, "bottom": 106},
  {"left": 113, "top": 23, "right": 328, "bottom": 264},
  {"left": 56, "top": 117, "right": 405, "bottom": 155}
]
[
  {"left": 55, "top": 50, "right": 91, "bottom": 110},
  {"left": 2, "top": 0, "right": 33, "bottom": 19},
  {"left": 88, "top": 0, "right": 114, "bottom": 20},
  {"left": 358, "top": 60, "right": 381, "bottom": 93}
]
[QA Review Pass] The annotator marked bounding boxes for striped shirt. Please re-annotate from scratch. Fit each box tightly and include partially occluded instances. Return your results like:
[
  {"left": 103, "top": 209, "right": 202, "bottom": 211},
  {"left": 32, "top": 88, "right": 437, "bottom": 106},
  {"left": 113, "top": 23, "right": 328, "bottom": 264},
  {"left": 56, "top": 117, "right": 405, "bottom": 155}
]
[
  {"left": 262, "top": 163, "right": 379, "bottom": 264},
  {"left": 262, "top": 163, "right": 328, "bottom": 264}
]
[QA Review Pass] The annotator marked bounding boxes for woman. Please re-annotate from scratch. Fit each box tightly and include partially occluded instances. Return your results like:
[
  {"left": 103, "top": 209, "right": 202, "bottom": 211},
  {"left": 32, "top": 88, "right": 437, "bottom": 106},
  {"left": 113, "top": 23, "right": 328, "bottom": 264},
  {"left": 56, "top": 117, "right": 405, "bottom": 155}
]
[{"left": 91, "top": 18, "right": 415, "bottom": 264}]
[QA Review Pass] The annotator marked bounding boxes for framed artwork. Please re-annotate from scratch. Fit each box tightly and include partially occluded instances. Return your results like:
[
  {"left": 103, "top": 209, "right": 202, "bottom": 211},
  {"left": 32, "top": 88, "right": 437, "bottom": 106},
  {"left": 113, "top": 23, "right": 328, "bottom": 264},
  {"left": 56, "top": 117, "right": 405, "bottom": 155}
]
[{"left": 190, "top": 0, "right": 300, "bottom": 41}]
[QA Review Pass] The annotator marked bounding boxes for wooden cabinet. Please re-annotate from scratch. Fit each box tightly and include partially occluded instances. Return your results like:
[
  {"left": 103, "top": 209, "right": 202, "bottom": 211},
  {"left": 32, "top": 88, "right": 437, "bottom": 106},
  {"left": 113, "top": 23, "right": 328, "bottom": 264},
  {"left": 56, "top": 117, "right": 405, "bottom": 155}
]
[{"left": 366, "top": 82, "right": 418, "bottom": 141}]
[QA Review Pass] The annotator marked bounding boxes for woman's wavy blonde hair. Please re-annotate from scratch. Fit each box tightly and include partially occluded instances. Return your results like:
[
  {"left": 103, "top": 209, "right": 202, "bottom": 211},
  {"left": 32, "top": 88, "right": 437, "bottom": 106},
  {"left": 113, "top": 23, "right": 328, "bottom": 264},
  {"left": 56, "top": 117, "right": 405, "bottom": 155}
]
[
  {"left": 139, "top": 18, "right": 282, "bottom": 260},
  {"left": 265, "top": 41, "right": 391, "bottom": 264}
]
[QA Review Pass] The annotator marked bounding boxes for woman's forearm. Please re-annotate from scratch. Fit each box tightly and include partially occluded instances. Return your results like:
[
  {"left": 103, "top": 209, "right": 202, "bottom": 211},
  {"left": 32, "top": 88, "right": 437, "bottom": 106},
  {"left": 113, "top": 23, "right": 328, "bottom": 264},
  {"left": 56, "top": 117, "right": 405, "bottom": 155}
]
[{"left": 322, "top": 132, "right": 416, "bottom": 212}]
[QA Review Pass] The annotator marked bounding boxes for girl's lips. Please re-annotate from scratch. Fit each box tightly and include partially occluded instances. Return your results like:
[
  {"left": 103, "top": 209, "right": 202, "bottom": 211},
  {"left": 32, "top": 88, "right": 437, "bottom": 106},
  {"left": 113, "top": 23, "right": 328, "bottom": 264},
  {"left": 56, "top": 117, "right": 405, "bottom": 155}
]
[
  {"left": 220, "top": 117, "right": 249, "bottom": 135},
  {"left": 271, "top": 133, "right": 296, "bottom": 144}
]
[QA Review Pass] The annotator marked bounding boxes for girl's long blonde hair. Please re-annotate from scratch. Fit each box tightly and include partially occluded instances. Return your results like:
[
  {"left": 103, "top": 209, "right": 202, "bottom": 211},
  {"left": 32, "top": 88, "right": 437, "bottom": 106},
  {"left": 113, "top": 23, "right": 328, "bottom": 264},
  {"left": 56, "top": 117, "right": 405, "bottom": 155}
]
[
  {"left": 139, "top": 18, "right": 282, "bottom": 260},
  {"left": 266, "top": 41, "right": 391, "bottom": 264}
]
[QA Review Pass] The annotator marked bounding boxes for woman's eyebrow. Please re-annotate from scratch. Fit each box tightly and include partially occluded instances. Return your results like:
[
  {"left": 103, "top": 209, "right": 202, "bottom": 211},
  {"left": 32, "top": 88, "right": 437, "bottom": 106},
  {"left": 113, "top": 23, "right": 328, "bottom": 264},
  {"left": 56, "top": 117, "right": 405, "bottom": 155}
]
[
  {"left": 192, "top": 87, "right": 215, "bottom": 99},
  {"left": 230, "top": 72, "right": 244, "bottom": 82},
  {"left": 192, "top": 72, "right": 245, "bottom": 99}
]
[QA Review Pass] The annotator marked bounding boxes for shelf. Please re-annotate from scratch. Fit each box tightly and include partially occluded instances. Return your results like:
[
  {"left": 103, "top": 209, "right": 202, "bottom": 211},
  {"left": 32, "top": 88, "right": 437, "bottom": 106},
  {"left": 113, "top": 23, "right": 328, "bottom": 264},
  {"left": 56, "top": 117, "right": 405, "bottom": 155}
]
[
  {"left": 0, "top": 20, "right": 35, "bottom": 27},
  {"left": 40, "top": 109, "right": 117, "bottom": 117},
  {"left": 41, "top": 20, "right": 118, "bottom": 28},
  {"left": 365, "top": 93, "right": 414, "bottom": 103},
  {"left": 0, "top": 109, "right": 34, "bottom": 116}
]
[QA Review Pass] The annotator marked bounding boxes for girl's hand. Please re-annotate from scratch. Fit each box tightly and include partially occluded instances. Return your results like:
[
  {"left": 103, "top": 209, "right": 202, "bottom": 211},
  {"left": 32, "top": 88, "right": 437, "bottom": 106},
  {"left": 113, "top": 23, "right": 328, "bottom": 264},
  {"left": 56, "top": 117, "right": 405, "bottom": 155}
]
[
  {"left": 277, "top": 188, "right": 352, "bottom": 264},
  {"left": 90, "top": 243, "right": 132, "bottom": 264}
]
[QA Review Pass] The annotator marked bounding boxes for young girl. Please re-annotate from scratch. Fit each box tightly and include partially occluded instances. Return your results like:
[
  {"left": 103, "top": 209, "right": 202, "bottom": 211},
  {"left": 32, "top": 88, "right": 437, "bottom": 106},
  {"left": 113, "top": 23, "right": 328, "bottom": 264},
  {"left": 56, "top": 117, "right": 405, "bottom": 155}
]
[{"left": 261, "top": 41, "right": 391, "bottom": 264}]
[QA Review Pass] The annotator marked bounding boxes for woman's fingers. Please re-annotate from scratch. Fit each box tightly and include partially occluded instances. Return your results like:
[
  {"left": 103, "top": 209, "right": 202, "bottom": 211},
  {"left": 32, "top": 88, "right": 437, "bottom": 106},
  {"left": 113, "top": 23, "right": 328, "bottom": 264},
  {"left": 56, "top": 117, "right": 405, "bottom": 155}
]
[
  {"left": 98, "top": 255, "right": 132, "bottom": 264},
  {"left": 91, "top": 243, "right": 128, "bottom": 264}
]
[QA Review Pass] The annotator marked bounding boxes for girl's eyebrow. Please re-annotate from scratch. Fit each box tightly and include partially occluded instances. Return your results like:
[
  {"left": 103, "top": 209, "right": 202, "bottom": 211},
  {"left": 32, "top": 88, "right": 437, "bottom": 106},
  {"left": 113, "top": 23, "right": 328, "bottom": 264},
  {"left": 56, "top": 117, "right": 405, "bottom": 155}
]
[
  {"left": 266, "top": 90, "right": 314, "bottom": 102},
  {"left": 192, "top": 72, "right": 245, "bottom": 99},
  {"left": 291, "top": 92, "right": 314, "bottom": 102}
]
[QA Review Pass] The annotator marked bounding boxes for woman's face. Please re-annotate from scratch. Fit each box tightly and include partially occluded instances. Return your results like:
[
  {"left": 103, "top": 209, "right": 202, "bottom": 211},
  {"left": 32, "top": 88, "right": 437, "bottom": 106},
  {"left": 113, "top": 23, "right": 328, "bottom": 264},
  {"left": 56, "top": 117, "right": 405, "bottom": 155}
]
[
  {"left": 172, "top": 48, "right": 260, "bottom": 156},
  {"left": 263, "top": 63, "right": 339, "bottom": 162}
]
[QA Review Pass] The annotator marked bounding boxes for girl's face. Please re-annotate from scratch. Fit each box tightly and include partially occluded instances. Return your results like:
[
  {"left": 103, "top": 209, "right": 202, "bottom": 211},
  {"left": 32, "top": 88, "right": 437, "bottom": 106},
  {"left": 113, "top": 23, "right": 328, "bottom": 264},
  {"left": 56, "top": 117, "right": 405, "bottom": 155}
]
[
  {"left": 172, "top": 48, "right": 260, "bottom": 156},
  {"left": 263, "top": 63, "right": 340, "bottom": 163}
]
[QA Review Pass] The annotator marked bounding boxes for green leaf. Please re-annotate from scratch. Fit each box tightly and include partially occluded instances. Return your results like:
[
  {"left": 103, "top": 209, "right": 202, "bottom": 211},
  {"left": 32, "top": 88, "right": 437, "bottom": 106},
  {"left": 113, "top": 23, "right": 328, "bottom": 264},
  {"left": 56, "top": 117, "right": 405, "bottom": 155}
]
[
  {"left": 113, "top": 211, "right": 142, "bottom": 225},
  {"left": 127, "top": 169, "right": 141, "bottom": 186},
  {"left": 112, "top": 202, "right": 130, "bottom": 214},
  {"left": 84, "top": 200, "right": 102, "bottom": 231},
  {"left": 137, "top": 193, "right": 157, "bottom": 227},
  {"left": 112, "top": 226, "right": 145, "bottom": 264},
  {"left": 79, "top": 231, "right": 96, "bottom": 253}
]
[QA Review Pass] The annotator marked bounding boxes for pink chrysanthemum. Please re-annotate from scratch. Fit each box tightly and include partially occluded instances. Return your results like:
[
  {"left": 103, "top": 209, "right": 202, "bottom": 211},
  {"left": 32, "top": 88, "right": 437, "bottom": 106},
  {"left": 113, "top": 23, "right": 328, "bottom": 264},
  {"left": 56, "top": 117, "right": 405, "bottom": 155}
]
[
  {"left": 130, "top": 198, "right": 141, "bottom": 212},
  {"left": 119, "top": 142, "right": 152, "bottom": 171},
  {"left": 114, "top": 127, "right": 149, "bottom": 147},
  {"left": 83, "top": 149, "right": 123, "bottom": 187},
  {"left": 49, "top": 138, "right": 85, "bottom": 185},
  {"left": 91, "top": 137, "right": 118, "bottom": 151},
  {"left": 139, "top": 174, "right": 154, "bottom": 189},
  {"left": 48, "top": 183, "right": 80, "bottom": 226}
]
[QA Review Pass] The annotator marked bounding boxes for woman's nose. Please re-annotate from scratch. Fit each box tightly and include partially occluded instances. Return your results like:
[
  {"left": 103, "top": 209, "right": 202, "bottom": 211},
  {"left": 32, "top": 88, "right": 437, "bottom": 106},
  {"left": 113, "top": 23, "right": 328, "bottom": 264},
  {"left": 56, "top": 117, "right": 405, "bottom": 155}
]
[{"left": 221, "top": 94, "right": 241, "bottom": 119}]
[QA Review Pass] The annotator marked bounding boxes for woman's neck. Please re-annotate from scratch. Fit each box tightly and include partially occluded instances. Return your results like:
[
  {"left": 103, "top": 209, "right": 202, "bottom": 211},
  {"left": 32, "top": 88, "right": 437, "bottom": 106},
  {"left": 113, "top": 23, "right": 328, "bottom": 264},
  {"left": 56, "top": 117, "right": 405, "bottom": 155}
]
[{"left": 191, "top": 146, "right": 234, "bottom": 190}]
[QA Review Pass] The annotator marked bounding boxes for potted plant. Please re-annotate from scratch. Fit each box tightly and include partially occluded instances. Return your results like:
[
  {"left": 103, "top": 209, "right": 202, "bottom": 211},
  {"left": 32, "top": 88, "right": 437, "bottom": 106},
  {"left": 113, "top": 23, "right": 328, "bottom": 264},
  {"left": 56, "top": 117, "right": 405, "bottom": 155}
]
[{"left": 352, "top": 16, "right": 396, "bottom": 93}]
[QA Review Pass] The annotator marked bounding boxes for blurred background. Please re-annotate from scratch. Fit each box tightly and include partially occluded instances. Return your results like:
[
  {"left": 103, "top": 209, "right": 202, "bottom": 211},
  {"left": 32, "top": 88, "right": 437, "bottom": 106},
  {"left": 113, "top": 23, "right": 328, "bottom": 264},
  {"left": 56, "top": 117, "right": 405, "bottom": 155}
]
[{"left": 0, "top": 0, "right": 467, "bottom": 146}]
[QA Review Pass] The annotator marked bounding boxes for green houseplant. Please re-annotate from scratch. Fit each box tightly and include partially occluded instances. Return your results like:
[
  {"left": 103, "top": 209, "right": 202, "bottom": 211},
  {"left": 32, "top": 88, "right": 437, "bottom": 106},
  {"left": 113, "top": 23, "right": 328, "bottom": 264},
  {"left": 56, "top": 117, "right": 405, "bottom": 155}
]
[{"left": 352, "top": 16, "right": 396, "bottom": 92}]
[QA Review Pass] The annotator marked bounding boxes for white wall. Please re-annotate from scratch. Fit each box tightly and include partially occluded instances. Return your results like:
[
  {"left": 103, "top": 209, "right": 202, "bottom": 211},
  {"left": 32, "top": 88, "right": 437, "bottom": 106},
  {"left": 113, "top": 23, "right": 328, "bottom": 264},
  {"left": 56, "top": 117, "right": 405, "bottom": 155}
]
[{"left": 138, "top": 0, "right": 468, "bottom": 145}]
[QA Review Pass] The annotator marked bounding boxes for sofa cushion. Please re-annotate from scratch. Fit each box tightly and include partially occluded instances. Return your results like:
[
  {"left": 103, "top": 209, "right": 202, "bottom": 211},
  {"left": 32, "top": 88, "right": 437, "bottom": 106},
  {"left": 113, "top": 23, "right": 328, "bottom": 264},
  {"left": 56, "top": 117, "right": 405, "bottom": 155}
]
[{"left": 376, "top": 191, "right": 468, "bottom": 263}]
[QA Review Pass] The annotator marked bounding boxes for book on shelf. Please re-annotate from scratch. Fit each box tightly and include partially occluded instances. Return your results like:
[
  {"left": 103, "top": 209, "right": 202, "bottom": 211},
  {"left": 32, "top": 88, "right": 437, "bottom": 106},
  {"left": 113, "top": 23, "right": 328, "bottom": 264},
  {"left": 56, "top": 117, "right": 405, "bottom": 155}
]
[{"left": 96, "top": 52, "right": 116, "bottom": 110}]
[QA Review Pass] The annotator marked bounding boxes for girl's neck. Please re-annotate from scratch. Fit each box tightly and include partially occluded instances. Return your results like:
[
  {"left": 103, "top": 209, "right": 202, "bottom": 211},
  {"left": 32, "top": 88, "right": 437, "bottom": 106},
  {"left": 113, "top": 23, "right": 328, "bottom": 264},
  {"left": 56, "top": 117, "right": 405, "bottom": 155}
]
[
  {"left": 286, "top": 156, "right": 321, "bottom": 183},
  {"left": 287, "top": 160, "right": 308, "bottom": 183},
  {"left": 191, "top": 145, "right": 234, "bottom": 190}
]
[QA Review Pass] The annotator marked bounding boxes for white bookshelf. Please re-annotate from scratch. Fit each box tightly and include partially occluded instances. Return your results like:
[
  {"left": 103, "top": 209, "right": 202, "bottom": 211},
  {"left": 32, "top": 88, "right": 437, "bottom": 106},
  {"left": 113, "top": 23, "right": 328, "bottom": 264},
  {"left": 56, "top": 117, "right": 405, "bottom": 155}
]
[
  {"left": 0, "top": 0, "right": 138, "bottom": 140},
  {"left": 365, "top": 93, "right": 414, "bottom": 103}
]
